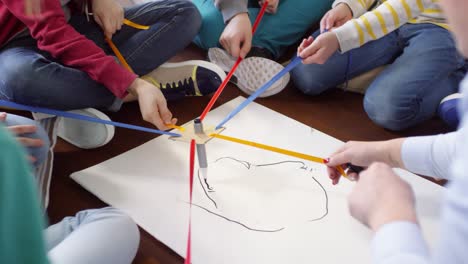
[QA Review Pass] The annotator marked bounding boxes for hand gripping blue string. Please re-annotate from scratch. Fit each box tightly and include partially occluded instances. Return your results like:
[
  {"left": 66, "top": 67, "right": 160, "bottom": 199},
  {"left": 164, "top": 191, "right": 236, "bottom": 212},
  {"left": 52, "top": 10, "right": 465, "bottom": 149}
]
[
  {"left": 216, "top": 56, "right": 303, "bottom": 130},
  {"left": 0, "top": 100, "right": 182, "bottom": 137}
]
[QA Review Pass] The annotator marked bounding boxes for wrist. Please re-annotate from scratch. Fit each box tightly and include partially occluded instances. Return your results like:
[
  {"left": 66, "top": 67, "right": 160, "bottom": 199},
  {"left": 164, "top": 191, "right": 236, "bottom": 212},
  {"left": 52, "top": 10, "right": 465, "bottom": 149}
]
[
  {"left": 382, "top": 138, "right": 405, "bottom": 168},
  {"left": 337, "top": 3, "right": 353, "bottom": 16},
  {"left": 229, "top": 12, "right": 249, "bottom": 23},
  {"left": 330, "top": 32, "right": 340, "bottom": 50},
  {"left": 333, "top": 0, "right": 364, "bottom": 18},
  {"left": 128, "top": 78, "right": 143, "bottom": 96}
]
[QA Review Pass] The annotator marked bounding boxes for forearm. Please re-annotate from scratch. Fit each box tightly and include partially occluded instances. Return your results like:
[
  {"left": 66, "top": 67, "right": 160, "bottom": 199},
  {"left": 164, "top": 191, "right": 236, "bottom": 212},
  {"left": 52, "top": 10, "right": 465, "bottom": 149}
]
[
  {"left": 214, "top": 0, "right": 248, "bottom": 23},
  {"left": 379, "top": 138, "right": 405, "bottom": 169},
  {"left": 375, "top": 132, "right": 456, "bottom": 179}
]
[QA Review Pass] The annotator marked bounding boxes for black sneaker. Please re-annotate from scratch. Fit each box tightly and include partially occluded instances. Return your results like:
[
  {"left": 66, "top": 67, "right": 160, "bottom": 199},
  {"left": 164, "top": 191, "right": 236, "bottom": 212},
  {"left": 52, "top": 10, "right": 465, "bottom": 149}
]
[{"left": 142, "top": 61, "right": 226, "bottom": 101}]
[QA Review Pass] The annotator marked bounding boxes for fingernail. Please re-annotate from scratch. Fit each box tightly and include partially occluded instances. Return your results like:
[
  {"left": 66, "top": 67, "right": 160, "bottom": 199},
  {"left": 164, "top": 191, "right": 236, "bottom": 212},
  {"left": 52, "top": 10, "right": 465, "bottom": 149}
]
[{"left": 323, "top": 158, "right": 330, "bottom": 164}]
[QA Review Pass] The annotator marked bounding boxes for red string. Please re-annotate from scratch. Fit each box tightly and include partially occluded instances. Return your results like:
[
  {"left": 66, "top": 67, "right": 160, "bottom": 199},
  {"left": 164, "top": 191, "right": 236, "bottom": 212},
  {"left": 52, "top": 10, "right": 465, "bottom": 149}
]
[
  {"left": 188, "top": 3, "right": 269, "bottom": 260},
  {"left": 199, "top": 1, "right": 269, "bottom": 121},
  {"left": 252, "top": 1, "right": 269, "bottom": 34},
  {"left": 199, "top": 57, "right": 242, "bottom": 121},
  {"left": 184, "top": 140, "right": 196, "bottom": 264}
]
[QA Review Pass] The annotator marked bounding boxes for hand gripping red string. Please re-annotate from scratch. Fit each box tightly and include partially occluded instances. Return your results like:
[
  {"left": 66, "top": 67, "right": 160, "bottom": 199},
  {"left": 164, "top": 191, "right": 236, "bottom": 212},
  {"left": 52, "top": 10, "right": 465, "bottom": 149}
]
[{"left": 199, "top": 1, "right": 269, "bottom": 121}]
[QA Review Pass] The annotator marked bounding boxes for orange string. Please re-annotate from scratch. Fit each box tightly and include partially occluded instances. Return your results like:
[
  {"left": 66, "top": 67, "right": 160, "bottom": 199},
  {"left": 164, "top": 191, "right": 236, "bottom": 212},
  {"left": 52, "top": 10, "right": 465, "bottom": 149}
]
[{"left": 105, "top": 19, "right": 150, "bottom": 73}]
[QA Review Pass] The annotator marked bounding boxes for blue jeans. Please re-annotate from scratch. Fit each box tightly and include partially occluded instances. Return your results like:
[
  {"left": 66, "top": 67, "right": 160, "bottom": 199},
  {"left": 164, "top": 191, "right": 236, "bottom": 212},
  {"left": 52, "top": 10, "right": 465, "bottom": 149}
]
[
  {"left": 3, "top": 114, "right": 49, "bottom": 168},
  {"left": 45, "top": 207, "right": 139, "bottom": 264},
  {"left": 0, "top": 0, "right": 201, "bottom": 112},
  {"left": 291, "top": 23, "right": 468, "bottom": 131},
  {"left": 193, "top": 0, "right": 333, "bottom": 59}
]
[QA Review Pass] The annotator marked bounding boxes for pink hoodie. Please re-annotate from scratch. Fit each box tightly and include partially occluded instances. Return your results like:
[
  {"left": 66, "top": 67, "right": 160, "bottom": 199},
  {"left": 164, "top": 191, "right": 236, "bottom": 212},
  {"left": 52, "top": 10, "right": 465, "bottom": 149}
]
[{"left": 0, "top": 0, "right": 136, "bottom": 98}]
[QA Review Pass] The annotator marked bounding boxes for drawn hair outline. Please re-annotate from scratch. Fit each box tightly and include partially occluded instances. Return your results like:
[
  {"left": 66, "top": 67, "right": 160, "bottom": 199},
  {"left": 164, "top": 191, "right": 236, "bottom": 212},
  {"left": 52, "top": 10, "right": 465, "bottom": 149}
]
[{"left": 192, "top": 157, "right": 329, "bottom": 232}]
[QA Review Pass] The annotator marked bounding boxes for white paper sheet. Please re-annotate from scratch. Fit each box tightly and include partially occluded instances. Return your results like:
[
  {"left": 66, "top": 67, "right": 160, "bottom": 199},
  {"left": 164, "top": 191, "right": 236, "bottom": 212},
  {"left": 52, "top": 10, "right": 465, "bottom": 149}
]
[{"left": 71, "top": 97, "right": 443, "bottom": 264}]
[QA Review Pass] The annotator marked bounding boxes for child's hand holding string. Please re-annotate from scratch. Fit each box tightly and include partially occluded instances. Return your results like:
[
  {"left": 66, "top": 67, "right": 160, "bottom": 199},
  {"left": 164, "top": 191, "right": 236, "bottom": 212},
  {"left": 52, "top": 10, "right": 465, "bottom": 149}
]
[
  {"left": 0, "top": 113, "right": 44, "bottom": 164},
  {"left": 325, "top": 139, "right": 405, "bottom": 185},
  {"left": 297, "top": 32, "right": 340, "bottom": 65},
  {"left": 320, "top": 3, "right": 353, "bottom": 33},
  {"left": 128, "top": 78, "right": 177, "bottom": 131},
  {"left": 220, "top": 13, "right": 253, "bottom": 58},
  {"left": 259, "top": 0, "right": 279, "bottom": 14},
  {"left": 297, "top": 2, "right": 354, "bottom": 64},
  {"left": 92, "top": 0, "right": 125, "bottom": 39}
]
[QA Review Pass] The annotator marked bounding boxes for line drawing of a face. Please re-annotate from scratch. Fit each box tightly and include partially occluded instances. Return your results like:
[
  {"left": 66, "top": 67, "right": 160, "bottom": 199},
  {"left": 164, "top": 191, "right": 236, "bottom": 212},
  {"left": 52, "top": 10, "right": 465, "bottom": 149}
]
[{"left": 191, "top": 157, "right": 329, "bottom": 232}]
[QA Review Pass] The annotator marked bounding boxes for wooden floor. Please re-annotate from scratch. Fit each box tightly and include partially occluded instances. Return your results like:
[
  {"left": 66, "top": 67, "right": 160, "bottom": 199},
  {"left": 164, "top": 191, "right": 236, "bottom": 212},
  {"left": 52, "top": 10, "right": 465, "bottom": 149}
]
[{"left": 42, "top": 45, "right": 450, "bottom": 264}]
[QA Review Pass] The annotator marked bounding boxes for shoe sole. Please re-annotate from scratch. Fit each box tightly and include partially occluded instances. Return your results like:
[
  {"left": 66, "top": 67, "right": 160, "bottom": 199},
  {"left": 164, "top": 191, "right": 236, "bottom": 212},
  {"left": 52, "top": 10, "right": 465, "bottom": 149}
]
[
  {"left": 208, "top": 47, "right": 236, "bottom": 73},
  {"left": 159, "top": 60, "right": 227, "bottom": 80},
  {"left": 209, "top": 47, "right": 289, "bottom": 97},
  {"left": 57, "top": 108, "right": 115, "bottom": 149},
  {"left": 235, "top": 57, "right": 290, "bottom": 98},
  {"left": 440, "top": 93, "right": 462, "bottom": 104}
]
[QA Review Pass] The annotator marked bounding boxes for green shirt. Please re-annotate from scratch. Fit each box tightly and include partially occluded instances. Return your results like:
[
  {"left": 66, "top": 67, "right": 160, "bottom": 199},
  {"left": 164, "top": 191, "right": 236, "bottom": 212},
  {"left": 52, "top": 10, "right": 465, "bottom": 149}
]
[{"left": 0, "top": 126, "right": 49, "bottom": 264}]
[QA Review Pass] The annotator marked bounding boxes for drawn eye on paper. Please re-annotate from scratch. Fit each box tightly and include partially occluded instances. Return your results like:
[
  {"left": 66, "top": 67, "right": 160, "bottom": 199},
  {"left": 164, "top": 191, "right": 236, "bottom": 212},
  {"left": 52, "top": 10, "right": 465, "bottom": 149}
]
[{"left": 191, "top": 157, "right": 329, "bottom": 232}]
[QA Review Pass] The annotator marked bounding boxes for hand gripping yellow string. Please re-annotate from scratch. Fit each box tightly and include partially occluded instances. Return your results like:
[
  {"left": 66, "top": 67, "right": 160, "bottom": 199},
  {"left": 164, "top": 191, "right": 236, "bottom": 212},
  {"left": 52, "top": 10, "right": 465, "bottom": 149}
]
[{"left": 105, "top": 19, "right": 150, "bottom": 73}]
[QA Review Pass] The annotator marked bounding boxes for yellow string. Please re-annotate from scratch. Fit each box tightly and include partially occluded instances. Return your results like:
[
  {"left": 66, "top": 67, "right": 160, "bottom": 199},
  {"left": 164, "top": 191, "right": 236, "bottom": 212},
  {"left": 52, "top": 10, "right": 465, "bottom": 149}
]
[
  {"left": 166, "top": 124, "right": 186, "bottom": 132},
  {"left": 210, "top": 133, "right": 325, "bottom": 163},
  {"left": 123, "top": 19, "right": 150, "bottom": 30},
  {"left": 336, "top": 165, "right": 346, "bottom": 177},
  {"left": 105, "top": 37, "right": 134, "bottom": 73},
  {"left": 106, "top": 19, "right": 150, "bottom": 73},
  {"left": 210, "top": 133, "right": 349, "bottom": 179}
]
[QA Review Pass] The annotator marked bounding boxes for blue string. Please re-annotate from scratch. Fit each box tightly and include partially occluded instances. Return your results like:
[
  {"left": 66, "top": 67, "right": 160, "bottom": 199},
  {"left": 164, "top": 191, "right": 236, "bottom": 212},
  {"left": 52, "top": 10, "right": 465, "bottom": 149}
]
[
  {"left": 216, "top": 56, "right": 302, "bottom": 130},
  {"left": 0, "top": 100, "right": 182, "bottom": 137}
]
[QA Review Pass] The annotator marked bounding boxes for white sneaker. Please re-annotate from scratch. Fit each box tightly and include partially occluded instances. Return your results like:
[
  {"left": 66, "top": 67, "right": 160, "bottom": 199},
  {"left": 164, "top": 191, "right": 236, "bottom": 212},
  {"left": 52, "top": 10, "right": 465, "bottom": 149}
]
[
  {"left": 208, "top": 47, "right": 237, "bottom": 72},
  {"left": 57, "top": 108, "right": 115, "bottom": 149},
  {"left": 208, "top": 47, "right": 289, "bottom": 98}
]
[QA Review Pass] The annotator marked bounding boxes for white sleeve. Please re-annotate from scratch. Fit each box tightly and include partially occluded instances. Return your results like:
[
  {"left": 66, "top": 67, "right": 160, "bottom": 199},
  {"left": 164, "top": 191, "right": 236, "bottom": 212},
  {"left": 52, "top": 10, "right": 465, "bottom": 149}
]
[
  {"left": 401, "top": 132, "right": 458, "bottom": 180},
  {"left": 371, "top": 222, "right": 429, "bottom": 264}
]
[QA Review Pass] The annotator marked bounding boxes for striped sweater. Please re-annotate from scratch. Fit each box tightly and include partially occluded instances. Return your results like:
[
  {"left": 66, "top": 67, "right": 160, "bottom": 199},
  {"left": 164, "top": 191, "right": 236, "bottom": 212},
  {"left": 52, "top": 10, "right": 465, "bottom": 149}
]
[{"left": 332, "top": 0, "right": 447, "bottom": 52}]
